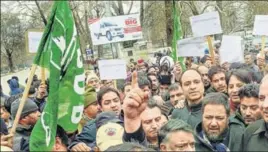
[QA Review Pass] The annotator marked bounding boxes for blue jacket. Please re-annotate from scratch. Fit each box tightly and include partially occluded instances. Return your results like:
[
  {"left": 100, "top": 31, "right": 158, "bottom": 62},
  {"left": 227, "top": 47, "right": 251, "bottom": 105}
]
[{"left": 9, "top": 79, "right": 23, "bottom": 96}]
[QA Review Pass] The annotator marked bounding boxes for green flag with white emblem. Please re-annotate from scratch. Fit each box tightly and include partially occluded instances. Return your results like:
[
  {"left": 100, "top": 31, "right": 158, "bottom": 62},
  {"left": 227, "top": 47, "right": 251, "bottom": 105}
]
[{"left": 30, "top": 1, "right": 85, "bottom": 151}]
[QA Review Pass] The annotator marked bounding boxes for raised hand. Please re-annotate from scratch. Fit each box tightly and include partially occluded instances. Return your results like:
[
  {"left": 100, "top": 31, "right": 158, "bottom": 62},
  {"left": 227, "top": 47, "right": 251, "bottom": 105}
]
[{"left": 123, "top": 71, "right": 148, "bottom": 120}]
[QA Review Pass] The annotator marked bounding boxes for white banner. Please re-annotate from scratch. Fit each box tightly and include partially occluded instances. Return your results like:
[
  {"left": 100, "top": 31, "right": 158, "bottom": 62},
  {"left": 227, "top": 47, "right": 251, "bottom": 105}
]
[
  {"left": 89, "top": 14, "right": 143, "bottom": 45},
  {"left": 190, "top": 11, "right": 222, "bottom": 37},
  {"left": 219, "top": 35, "right": 244, "bottom": 64},
  {"left": 26, "top": 29, "right": 44, "bottom": 53},
  {"left": 177, "top": 37, "right": 206, "bottom": 57},
  {"left": 253, "top": 15, "right": 268, "bottom": 36},
  {"left": 98, "top": 59, "right": 127, "bottom": 80}
]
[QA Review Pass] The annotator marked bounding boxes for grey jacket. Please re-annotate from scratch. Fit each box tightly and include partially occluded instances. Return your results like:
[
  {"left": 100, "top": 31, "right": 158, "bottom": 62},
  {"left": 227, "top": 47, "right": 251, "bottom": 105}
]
[{"left": 13, "top": 124, "right": 33, "bottom": 151}]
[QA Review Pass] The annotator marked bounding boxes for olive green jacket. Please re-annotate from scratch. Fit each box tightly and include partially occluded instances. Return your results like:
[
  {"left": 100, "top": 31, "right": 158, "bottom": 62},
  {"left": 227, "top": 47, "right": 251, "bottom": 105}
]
[
  {"left": 228, "top": 110, "right": 246, "bottom": 151},
  {"left": 241, "top": 119, "right": 268, "bottom": 151},
  {"left": 171, "top": 100, "right": 202, "bottom": 129}
]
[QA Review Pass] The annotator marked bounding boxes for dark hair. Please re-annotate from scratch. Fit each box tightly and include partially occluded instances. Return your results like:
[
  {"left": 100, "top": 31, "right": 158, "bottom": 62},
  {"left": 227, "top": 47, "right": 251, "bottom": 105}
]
[
  {"left": 226, "top": 69, "right": 253, "bottom": 85},
  {"left": 208, "top": 66, "right": 225, "bottom": 81},
  {"left": 201, "top": 92, "right": 230, "bottom": 116},
  {"left": 147, "top": 98, "right": 160, "bottom": 109},
  {"left": 12, "top": 76, "right": 19, "bottom": 81},
  {"left": 138, "top": 76, "right": 151, "bottom": 89},
  {"left": 147, "top": 73, "right": 158, "bottom": 82},
  {"left": 97, "top": 87, "right": 120, "bottom": 106},
  {"left": 56, "top": 125, "right": 69, "bottom": 146},
  {"left": 168, "top": 83, "right": 181, "bottom": 92},
  {"left": 238, "top": 83, "right": 260, "bottom": 99},
  {"left": 123, "top": 82, "right": 131, "bottom": 92},
  {"left": 105, "top": 142, "right": 155, "bottom": 151},
  {"left": 158, "top": 119, "right": 193, "bottom": 145},
  {"left": 229, "top": 62, "right": 248, "bottom": 70},
  {"left": 179, "top": 69, "right": 203, "bottom": 85},
  {"left": 4, "top": 94, "right": 22, "bottom": 113},
  {"left": 147, "top": 66, "right": 156, "bottom": 74}
]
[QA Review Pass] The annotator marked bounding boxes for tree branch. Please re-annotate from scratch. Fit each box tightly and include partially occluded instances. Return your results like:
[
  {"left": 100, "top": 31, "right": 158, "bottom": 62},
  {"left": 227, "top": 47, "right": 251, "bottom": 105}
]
[
  {"left": 127, "top": 0, "right": 134, "bottom": 15},
  {"left": 34, "top": 0, "right": 47, "bottom": 26}
]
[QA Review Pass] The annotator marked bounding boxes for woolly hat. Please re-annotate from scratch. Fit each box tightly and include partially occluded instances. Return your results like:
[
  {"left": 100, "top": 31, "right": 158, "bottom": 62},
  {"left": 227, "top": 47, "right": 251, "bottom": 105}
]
[
  {"left": 84, "top": 86, "right": 97, "bottom": 107},
  {"left": 11, "top": 98, "right": 38, "bottom": 119},
  {"left": 86, "top": 72, "right": 99, "bottom": 84}
]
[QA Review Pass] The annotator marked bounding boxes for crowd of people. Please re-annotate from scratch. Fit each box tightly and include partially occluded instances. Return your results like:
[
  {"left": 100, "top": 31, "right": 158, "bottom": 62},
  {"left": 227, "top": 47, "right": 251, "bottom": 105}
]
[{"left": 0, "top": 46, "right": 268, "bottom": 151}]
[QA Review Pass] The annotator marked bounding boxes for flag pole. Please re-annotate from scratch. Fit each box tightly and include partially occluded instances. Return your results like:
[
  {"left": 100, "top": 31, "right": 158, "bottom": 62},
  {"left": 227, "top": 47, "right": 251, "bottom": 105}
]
[
  {"left": 207, "top": 36, "right": 215, "bottom": 65},
  {"left": 9, "top": 64, "right": 38, "bottom": 143},
  {"left": 41, "top": 67, "right": 46, "bottom": 83},
  {"left": 261, "top": 35, "right": 266, "bottom": 56}
]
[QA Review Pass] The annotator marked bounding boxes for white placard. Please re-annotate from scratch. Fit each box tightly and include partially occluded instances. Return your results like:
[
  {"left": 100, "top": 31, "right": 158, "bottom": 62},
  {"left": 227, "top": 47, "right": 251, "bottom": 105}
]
[
  {"left": 190, "top": 11, "right": 222, "bottom": 37},
  {"left": 90, "top": 14, "right": 142, "bottom": 45},
  {"left": 253, "top": 15, "right": 268, "bottom": 36},
  {"left": 219, "top": 35, "right": 244, "bottom": 64},
  {"left": 27, "top": 31, "right": 43, "bottom": 53},
  {"left": 98, "top": 59, "right": 127, "bottom": 80},
  {"left": 177, "top": 37, "right": 207, "bottom": 57}
]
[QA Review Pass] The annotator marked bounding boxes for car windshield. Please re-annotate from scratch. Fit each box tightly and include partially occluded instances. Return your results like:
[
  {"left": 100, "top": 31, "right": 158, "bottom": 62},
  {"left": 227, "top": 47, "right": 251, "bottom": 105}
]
[{"left": 103, "top": 22, "right": 117, "bottom": 27}]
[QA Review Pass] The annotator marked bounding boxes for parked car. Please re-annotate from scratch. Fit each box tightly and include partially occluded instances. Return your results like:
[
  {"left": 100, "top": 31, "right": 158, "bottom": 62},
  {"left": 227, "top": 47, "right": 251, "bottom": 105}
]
[{"left": 94, "top": 22, "right": 124, "bottom": 41}]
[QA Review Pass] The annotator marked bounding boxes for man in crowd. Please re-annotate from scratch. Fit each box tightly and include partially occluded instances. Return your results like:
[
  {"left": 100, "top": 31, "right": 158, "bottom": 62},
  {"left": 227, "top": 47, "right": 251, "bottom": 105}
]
[
  {"left": 32, "top": 81, "right": 47, "bottom": 112},
  {"left": 195, "top": 92, "right": 233, "bottom": 151},
  {"left": 147, "top": 73, "right": 160, "bottom": 96},
  {"left": 86, "top": 72, "right": 101, "bottom": 92},
  {"left": 78, "top": 86, "right": 99, "bottom": 133},
  {"left": 256, "top": 53, "right": 266, "bottom": 74},
  {"left": 158, "top": 75, "right": 171, "bottom": 97},
  {"left": 207, "top": 66, "right": 227, "bottom": 94},
  {"left": 228, "top": 83, "right": 261, "bottom": 151},
  {"left": 171, "top": 69, "right": 204, "bottom": 128},
  {"left": 197, "top": 65, "right": 211, "bottom": 93},
  {"left": 244, "top": 53, "right": 259, "bottom": 72},
  {"left": 69, "top": 87, "right": 122, "bottom": 151},
  {"left": 241, "top": 75, "right": 268, "bottom": 151},
  {"left": 158, "top": 119, "right": 195, "bottom": 151},
  {"left": 165, "top": 83, "right": 185, "bottom": 110},
  {"left": 11, "top": 98, "right": 40, "bottom": 151}
]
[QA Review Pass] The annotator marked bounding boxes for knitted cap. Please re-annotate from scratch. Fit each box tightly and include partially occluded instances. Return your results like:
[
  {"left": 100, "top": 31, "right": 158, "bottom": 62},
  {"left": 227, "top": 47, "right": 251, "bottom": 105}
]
[
  {"left": 84, "top": 86, "right": 97, "bottom": 107},
  {"left": 11, "top": 98, "right": 39, "bottom": 119}
]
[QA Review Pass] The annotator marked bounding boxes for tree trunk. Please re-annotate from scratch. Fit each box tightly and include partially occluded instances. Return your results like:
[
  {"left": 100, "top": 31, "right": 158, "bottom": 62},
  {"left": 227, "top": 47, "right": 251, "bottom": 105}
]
[
  {"left": 118, "top": 1, "right": 124, "bottom": 15},
  {"left": 6, "top": 50, "right": 14, "bottom": 73},
  {"left": 165, "top": 1, "right": 173, "bottom": 47},
  {"left": 35, "top": 0, "right": 47, "bottom": 26},
  {"left": 96, "top": 7, "right": 103, "bottom": 58},
  {"left": 214, "top": 1, "right": 223, "bottom": 41},
  {"left": 140, "top": 0, "right": 144, "bottom": 27}
]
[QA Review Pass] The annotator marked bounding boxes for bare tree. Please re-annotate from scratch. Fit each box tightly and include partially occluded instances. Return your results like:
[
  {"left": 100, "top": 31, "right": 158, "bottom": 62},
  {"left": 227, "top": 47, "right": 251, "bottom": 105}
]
[{"left": 1, "top": 13, "right": 24, "bottom": 72}]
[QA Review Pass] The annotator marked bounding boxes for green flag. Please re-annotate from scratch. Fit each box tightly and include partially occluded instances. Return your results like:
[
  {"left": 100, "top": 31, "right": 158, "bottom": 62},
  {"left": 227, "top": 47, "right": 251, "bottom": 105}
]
[
  {"left": 171, "top": 0, "right": 186, "bottom": 71},
  {"left": 30, "top": 1, "right": 85, "bottom": 151}
]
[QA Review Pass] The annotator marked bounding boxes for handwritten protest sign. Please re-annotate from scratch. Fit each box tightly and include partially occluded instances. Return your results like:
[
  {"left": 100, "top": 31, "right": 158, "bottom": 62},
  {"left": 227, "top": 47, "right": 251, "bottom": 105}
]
[
  {"left": 177, "top": 37, "right": 206, "bottom": 57},
  {"left": 98, "top": 59, "right": 127, "bottom": 80},
  {"left": 190, "top": 11, "right": 222, "bottom": 37},
  {"left": 219, "top": 35, "right": 244, "bottom": 64},
  {"left": 253, "top": 15, "right": 268, "bottom": 36}
]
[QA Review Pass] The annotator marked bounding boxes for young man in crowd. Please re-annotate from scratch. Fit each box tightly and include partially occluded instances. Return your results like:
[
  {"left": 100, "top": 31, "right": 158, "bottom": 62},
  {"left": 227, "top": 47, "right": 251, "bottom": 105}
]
[
  {"left": 241, "top": 75, "right": 268, "bottom": 151},
  {"left": 197, "top": 65, "right": 211, "bottom": 93},
  {"left": 147, "top": 73, "right": 160, "bottom": 96},
  {"left": 171, "top": 69, "right": 204, "bottom": 128},
  {"left": 228, "top": 83, "right": 261, "bottom": 151},
  {"left": 32, "top": 81, "right": 47, "bottom": 112},
  {"left": 11, "top": 98, "right": 40, "bottom": 151},
  {"left": 165, "top": 83, "right": 185, "bottom": 110},
  {"left": 244, "top": 53, "right": 259, "bottom": 73},
  {"left": 69, "top": 87, "right": 122, "bottom": 151},
  {"left": 207, "top": 66, "right": 227, "bottom": 95},
  {"left": 158, "top": 119, "right": 195, "bottom": 151}
]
